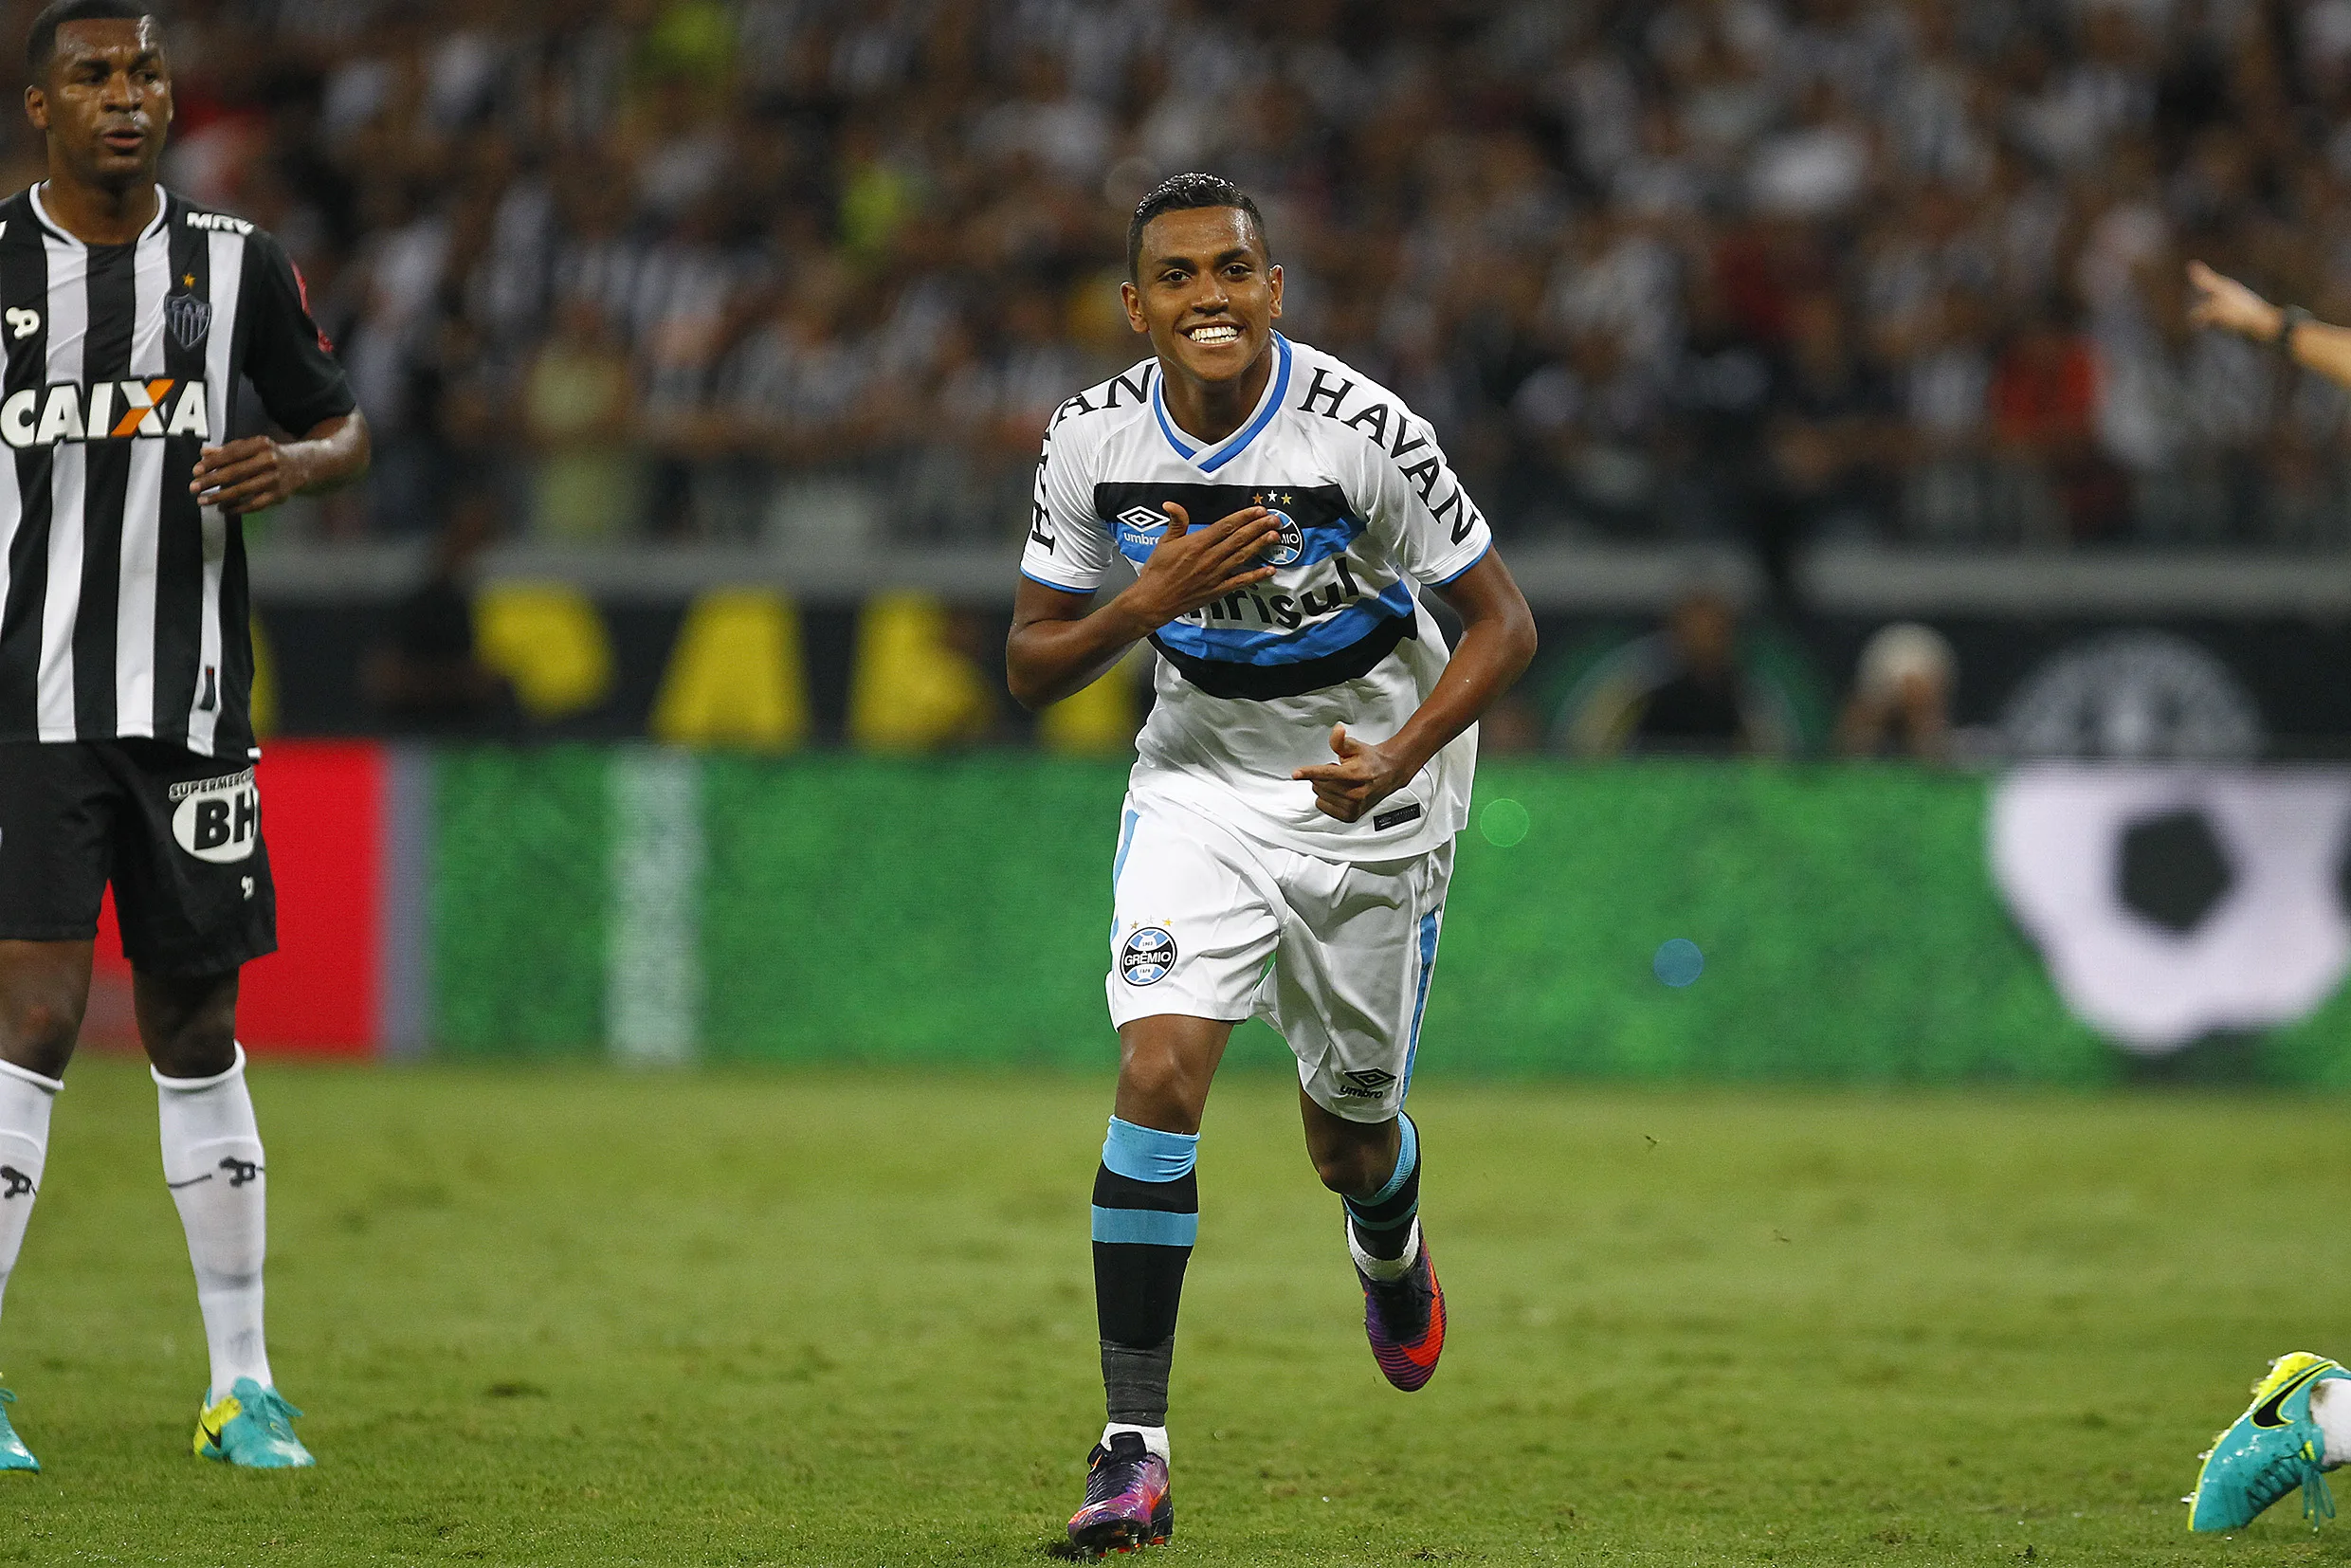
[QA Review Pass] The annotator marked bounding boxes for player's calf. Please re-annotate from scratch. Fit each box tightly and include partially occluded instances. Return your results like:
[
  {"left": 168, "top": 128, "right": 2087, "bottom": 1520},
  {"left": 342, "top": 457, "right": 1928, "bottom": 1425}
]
[
  {"left": 0, "top": 1056, "right": 56, "bottom": 1474},
  {"left": 1074, "top": 1117, "right": 1196, "bottom": 1554},
  {"left": 156, "top": 1044, "right": 280, "bottom": 1427},
  {"left": 1340, "top": 1111, "right": 1446, "bottom": 1392}
]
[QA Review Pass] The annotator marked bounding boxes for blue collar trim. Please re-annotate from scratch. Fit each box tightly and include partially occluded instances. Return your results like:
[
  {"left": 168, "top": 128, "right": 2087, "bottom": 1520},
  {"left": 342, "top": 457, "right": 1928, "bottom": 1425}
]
[{"left": 1150, "top": 333, "right": 1293, "bottom": 471}]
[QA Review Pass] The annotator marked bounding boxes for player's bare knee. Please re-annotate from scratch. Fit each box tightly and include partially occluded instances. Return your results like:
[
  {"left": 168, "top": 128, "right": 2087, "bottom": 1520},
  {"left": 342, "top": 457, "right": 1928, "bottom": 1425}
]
[
  {"left": 1115, "top": 1057, "right": 1201, "bottom": 1129},
  {"left": 142, "top": 1012, "right": 236, "bottom": 1078},
  {"left": 134, "top": 972, "right": 239, "bottom": 1079},
  {"left": 0, "top": 991, "right": 82, "bottom": 1079},
  {"left": 1309, "top": 1142, "right": 1385, "bottom": 1198}
]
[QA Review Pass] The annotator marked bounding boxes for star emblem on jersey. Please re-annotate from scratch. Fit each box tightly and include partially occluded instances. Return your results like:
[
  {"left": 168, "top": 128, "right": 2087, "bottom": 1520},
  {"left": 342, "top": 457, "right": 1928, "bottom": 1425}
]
[
  {"left": 165, "top": 294, "right": 211, "bottom": 351},
  {"left": 1119, "top": 926, "right": 1177, "bottom": 987},
  {"left": 1260, "top": 508, "right": 1303, "bottom": 566}
]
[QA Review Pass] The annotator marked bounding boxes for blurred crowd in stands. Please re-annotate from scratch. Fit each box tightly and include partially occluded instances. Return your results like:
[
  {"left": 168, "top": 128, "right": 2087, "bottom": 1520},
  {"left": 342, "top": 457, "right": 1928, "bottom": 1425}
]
[{"left": 67, "top": 0, "right": 2351, "bottom": 554}]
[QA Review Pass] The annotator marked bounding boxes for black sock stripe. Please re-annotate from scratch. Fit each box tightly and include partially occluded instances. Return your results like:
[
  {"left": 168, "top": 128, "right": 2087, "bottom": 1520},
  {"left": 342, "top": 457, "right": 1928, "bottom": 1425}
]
[
  {"left": 1093, "top": 1164, "right": 1199, "bottom": 1214},
  {"left": 1345, "top": 1168, "right": 1420, "bottom": 1229},
  {"left": 1094, "top": 1241, "right": 1192, "bottom": 1346}
]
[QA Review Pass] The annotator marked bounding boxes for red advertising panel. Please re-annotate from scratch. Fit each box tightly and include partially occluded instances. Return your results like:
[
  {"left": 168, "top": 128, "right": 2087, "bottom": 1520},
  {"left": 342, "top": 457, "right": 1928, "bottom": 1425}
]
[{"left": 94, "top": 741, "right": 383, "bottom": 1056}]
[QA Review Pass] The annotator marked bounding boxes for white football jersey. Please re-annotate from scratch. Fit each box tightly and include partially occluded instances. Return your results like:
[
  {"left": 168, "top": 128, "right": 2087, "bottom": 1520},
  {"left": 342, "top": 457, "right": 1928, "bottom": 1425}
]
[{"left": 1021, "top": 334, "right": 1493, "bottom": 862}]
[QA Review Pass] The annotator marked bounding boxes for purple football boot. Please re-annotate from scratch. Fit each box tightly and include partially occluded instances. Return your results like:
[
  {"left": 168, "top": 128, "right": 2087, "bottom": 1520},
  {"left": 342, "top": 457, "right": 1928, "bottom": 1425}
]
[{"left": 1067, "top": 1431, "right": 1173, "bottom": 1555}]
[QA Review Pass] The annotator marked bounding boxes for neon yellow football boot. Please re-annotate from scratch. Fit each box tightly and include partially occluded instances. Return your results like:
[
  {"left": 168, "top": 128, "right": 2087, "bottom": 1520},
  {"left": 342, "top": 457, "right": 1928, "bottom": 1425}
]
[
  {"left": 2188, "top": 1353, "right": 2347, "bottom": 1531},
  {"left": 193, "top": 1378, "right": 313, "bottom": 1468},
  {"left": 0, "top": 1387, "right": 37, "bottom": 1472}
]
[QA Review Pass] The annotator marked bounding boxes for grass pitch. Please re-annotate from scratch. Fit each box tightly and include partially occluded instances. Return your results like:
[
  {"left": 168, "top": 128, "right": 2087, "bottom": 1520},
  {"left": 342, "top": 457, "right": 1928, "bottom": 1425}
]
[{"left": 0, "top": 1057, "right": 2342, "bottom": 1565}]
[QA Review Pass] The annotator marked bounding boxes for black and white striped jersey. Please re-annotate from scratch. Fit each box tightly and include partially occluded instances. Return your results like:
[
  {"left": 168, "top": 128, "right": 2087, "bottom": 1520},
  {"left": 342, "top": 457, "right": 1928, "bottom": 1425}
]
[{"left": 0, "top": 183, "right": 355, "bottom": 759}]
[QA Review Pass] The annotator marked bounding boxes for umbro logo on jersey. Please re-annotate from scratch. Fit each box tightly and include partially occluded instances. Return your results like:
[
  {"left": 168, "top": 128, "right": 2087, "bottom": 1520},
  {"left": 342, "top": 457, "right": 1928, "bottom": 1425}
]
[
  {"left": 0, "top": 378, "right": 209, "bottom": 448},
  {"left": 1115, "top": 505, "right": 1169, "bottom": 555}
]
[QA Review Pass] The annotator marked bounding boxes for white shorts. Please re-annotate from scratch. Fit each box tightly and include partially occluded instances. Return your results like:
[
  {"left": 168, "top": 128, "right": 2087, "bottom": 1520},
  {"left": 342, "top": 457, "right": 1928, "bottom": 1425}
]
[{"left": 1105, "top": 793, "right": 1451, "bottom": 1122}]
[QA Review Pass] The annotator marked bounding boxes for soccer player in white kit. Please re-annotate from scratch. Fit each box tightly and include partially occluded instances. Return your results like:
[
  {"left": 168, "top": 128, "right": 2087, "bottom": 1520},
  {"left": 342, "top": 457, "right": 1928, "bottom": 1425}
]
[
  {"left": 1006, "top": 174, "right": 1537, "bottom": 1556},
  {"left": 2178, "top": 261, "right": 2351, "bottom": 1535}
]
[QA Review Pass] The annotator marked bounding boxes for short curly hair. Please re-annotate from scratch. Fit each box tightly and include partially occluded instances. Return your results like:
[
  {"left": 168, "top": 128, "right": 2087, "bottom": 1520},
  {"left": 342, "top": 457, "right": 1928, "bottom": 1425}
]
[
  {"left": 27, "top": 0, "right": 153, "bottom": 79},
  {"left": 1126, "top": 173, "right": 1270, "bottom": 281}
]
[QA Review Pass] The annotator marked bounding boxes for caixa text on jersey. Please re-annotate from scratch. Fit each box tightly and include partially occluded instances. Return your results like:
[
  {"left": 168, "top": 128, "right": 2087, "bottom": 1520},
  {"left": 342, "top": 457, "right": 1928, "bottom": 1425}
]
[{"left": 0, "top": 377, "right": 210, "bottom": 448}]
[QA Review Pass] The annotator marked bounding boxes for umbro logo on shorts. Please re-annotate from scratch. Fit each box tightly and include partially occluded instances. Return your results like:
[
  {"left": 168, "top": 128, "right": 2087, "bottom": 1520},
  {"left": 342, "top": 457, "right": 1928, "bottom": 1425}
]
[
  {"left": 1337, "top": 1067, "right": 1397, "bottom": 1099},
  {"left": 1119, "top": 926, "right": 1177, "bottom": 986}
]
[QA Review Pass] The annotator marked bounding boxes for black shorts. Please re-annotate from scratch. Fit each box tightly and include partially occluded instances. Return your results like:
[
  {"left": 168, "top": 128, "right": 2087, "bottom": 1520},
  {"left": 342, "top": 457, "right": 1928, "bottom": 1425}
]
[{"left": 0, "top": 739, "right": 276, "bottom": 976}]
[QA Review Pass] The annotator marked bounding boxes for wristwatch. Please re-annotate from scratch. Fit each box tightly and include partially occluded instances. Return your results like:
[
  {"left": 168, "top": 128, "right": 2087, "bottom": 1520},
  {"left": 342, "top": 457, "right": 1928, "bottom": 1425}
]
[{"left": 2279, "top": 304, "right": 2312, "bottom": 359}]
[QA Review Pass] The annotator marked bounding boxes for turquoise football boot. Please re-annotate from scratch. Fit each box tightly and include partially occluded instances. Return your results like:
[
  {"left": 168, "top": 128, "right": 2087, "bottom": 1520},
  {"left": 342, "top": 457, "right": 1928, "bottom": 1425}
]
[
  {"left": 0, "top": 1388, "right": 38, "bottom": 1472},
  {"left": 2188, "top": 1353, "right": 2347, "bottom": 1531},
  {"left": 193, "top": 1379, "right": 313, "bottom": 1468}
]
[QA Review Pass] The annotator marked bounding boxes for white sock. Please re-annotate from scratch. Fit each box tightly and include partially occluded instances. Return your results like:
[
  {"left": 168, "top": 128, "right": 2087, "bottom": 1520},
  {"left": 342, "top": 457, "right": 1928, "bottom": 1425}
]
[
  {"left": 2314, "top": 1377, "right": 2351, "bottom": 1468},
  {"left": 1102, "top": 1422, "right": 1170, "bottom": 1462},
  {"left": 155, "top": 1046, "right": 271, "bottom": 1398},
  {"left": 0, "top": 1060, "right": 60, "bottom": 1325},
  {"left": 1347, "top": 1215, "right": 1421, "bottom": 1283}
]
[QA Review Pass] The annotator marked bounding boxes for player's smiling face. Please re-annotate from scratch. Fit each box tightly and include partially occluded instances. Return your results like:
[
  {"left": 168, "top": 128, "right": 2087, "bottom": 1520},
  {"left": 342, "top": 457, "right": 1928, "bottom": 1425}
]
[
  {"left": 27, "top": 19, "right": 173, "bottom": 188},
  {"left": 1123, "top": 207, "right": 1283, "bottom": 389}
]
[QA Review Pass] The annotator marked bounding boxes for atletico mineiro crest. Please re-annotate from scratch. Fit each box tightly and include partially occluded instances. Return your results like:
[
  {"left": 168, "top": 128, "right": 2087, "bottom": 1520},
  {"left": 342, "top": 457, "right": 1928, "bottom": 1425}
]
[{"left": 165, "top": 292, "right": 211, "bottom": 350}]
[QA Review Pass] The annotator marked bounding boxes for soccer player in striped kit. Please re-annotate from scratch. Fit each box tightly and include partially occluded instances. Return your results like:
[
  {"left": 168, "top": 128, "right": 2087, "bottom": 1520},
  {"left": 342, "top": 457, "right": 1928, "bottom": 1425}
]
[
  {"left": 1008, "top": 175, "right": 1536, "bottom": 1554},
  {"left": 0, "top": 1, "right": 368, "bottom": 1470}
]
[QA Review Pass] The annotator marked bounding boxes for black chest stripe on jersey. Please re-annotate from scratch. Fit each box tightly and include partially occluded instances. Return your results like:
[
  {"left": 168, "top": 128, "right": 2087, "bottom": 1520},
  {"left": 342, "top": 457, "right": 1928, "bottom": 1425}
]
[
  {"left": 1151, "top": 610, "right": 1415, "bottom": 702},
  {"left": 1093, "top": 482, "right": 1355, "bottom": 561}
]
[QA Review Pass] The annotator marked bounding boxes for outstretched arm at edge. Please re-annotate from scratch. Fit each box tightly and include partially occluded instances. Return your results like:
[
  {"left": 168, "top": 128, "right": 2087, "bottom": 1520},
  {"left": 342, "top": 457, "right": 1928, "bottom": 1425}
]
[{"left": 2187, "top": 262, "right": 2351, "bottom": 389}]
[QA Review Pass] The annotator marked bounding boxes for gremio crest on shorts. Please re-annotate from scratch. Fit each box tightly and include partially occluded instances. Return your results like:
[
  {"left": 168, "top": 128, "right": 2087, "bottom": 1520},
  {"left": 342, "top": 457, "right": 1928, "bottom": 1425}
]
[
  {"left": 1120, "top": 925, "right": 1177, "bottom": 986},
  {"left": 165, "top": 293, "right": 211, "bottom": 351}
]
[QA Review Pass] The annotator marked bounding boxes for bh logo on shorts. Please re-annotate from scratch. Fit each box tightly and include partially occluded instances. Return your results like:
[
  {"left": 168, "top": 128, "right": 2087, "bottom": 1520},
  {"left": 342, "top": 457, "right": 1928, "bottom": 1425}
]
[
  {"left": 1120, "top": 925, "right": 1177, "bottom": 987},
  {"left": 1260, "top": 509, "right": 1303, "bottom": 566},
  {"left": 169, "top": 769, "right": 259, "bottom": 864}
]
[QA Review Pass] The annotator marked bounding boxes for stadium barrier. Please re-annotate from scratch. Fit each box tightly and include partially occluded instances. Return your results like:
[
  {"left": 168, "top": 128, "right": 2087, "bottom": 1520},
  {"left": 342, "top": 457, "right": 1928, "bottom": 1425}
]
[{"left": 191, "top": 742, "right": 2351, "bottom": 1083}]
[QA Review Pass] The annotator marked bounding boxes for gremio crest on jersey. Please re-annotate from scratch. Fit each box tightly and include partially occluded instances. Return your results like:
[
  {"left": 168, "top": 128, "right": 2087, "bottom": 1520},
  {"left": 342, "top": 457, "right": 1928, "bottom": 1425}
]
[
  {"left": 165, "top": 292, "right": 211, "bottom": 350},
  {"left": 1261, "top": 508, "right": 1303, "bottom": 565}
]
